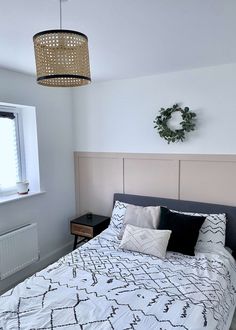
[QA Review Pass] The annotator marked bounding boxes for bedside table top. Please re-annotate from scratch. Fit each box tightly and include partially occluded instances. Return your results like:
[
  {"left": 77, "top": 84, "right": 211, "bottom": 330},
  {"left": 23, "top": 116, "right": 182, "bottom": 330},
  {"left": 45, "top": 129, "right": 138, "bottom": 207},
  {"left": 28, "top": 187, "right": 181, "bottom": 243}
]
[{"left": 71, "top": 214, "right": 110, "bottom": 227}]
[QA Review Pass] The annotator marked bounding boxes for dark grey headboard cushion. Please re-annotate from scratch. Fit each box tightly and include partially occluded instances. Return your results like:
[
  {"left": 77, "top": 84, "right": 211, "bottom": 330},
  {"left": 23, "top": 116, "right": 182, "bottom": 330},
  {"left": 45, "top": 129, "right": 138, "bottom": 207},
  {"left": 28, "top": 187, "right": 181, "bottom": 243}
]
[{"left": 114, "top": 193, "right": 236, "bottom": 251}]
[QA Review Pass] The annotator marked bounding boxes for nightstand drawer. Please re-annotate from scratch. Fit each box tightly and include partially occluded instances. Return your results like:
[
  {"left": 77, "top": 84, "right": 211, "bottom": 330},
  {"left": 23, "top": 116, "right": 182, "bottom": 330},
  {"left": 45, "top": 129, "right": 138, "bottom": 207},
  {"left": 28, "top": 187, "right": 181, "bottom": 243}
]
[
  {"left": 70, "top": 214, "right": 110, "bottom": 250},
  {"left": 71, "top": 223, "right": 93, "bottom": 238}
]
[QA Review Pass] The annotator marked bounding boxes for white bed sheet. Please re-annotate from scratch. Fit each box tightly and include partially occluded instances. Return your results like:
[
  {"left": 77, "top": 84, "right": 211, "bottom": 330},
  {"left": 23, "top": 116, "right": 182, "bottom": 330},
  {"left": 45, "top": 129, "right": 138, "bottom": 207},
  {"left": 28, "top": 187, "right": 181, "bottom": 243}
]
[{"left": 0, "top": 227, "right": 236, "bottom": 330}]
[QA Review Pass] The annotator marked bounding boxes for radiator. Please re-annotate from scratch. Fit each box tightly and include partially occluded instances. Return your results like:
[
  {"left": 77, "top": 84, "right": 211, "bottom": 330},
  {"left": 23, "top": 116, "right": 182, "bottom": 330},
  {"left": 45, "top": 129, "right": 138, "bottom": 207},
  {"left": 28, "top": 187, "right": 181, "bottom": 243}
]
[{"left": 0, "top": 223, "right": 39, "bottom": 280}]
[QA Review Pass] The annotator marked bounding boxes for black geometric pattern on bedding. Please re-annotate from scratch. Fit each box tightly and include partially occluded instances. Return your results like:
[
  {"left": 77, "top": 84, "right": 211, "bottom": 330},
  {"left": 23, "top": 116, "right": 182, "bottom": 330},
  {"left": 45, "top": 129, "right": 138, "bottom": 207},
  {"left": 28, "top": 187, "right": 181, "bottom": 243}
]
[
  {"left": 0, "top": 230, "right": 235, "bottom": 330},
  {"left": 109, "top": 200, "right": 128, "bottom": 230}
]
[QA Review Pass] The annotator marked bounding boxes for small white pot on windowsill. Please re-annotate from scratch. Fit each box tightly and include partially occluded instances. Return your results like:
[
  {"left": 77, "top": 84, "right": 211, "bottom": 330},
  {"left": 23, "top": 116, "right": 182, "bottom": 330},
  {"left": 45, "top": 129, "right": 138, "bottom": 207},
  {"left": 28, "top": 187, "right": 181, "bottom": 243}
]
[{"left": 16, "top": 181, "right": 29, "bottom": 195}]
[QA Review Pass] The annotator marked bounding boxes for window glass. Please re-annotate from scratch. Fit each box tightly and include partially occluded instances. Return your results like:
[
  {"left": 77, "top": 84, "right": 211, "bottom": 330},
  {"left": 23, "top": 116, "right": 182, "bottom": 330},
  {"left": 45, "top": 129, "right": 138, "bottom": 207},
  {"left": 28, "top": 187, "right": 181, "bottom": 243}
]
[{"left": 0, "top": 114, "right": 21, "bottom": 192}]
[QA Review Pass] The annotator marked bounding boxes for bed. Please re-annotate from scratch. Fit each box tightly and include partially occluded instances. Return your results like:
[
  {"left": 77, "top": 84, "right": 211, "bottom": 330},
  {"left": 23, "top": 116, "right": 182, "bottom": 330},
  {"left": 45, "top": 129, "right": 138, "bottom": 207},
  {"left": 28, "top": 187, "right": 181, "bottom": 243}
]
[{"left": 0, "top": 193, "right": 236, "bottom": 330}]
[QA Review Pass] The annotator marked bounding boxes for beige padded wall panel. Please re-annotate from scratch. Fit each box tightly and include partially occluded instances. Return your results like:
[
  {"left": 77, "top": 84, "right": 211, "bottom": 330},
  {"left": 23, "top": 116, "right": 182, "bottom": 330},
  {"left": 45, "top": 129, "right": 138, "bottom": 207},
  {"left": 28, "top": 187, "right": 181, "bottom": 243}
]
[
  {"left": 124, "top": 158, "right": 179, "bottom": 198},
  {"left": 180, "top": 161, "right": 236, "bottom": 206},
  {"left": 74, "top": 153, "right": 80, "bottom": 216},
  {"left": 77, "top": 156, "right": 123, "bottom": 216}
]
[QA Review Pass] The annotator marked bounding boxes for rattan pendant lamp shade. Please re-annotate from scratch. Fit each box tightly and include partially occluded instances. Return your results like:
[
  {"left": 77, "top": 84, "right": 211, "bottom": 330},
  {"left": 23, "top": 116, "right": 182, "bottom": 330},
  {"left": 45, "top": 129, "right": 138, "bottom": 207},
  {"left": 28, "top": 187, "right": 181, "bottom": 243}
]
[{"left": 33, "top": 0, "right": 91, "bottom": 87}]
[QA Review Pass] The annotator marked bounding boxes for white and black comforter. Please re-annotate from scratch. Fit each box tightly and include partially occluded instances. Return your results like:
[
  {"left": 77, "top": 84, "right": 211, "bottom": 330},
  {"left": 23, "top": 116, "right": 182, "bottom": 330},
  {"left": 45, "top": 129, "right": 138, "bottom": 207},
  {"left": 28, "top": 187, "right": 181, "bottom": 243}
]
[{"left": 0, "top": 227, "right": 236, "bottom": 330}]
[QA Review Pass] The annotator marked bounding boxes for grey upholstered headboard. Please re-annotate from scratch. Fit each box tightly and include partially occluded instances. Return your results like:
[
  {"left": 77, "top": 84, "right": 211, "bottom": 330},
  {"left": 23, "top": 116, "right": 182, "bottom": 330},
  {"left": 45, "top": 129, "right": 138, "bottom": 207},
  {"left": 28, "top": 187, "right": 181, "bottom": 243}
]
[{"left": 114, "top": 193, "right": 236, "bottom": 252}]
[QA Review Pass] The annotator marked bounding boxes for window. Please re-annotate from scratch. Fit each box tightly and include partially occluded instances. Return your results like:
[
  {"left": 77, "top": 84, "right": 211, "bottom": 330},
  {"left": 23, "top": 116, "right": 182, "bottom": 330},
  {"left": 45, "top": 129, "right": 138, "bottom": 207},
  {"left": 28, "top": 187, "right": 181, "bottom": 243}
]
[
  {"left": 0, "top": 102, "right": 41, "bottom": 202},
  {"left": 0, "top": 108, "right": 25, "bottom": 195}
]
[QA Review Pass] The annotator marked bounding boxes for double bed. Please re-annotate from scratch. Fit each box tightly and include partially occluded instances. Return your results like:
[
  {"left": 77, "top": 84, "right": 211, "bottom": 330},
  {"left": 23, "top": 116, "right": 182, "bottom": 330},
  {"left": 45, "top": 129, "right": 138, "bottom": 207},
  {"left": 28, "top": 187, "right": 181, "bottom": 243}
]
[{"left": 1, "top": 193, "right": 236, "bottom": 330}]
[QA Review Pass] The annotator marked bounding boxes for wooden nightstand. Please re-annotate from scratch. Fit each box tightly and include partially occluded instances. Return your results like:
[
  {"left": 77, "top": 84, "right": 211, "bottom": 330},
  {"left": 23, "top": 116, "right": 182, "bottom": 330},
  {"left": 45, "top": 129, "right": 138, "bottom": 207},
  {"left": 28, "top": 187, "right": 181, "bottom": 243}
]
[{"left": 70, "top": 213, "right": 110, "bottom": 250}]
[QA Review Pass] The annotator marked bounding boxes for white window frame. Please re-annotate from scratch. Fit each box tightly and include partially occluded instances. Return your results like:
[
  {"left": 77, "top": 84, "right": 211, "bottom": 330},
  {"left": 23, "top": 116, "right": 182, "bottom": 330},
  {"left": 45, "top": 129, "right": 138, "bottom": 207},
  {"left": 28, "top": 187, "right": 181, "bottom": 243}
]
[
  {"left": 0, "top": 105, "right": 26, "bottom": 196},
  {"left": 15, "top": 111, "right": 26, "bottom": 183}
]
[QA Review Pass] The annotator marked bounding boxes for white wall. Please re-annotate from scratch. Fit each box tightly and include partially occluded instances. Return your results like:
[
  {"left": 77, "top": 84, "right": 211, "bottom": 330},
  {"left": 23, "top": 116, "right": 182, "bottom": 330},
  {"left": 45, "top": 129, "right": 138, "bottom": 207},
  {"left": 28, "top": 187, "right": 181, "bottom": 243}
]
[
  {"left": 72, "top": 63, "right": 236, "bottom": 154},
  {"left": 0, "top": 68, "right": 76, "bottom": 293}
]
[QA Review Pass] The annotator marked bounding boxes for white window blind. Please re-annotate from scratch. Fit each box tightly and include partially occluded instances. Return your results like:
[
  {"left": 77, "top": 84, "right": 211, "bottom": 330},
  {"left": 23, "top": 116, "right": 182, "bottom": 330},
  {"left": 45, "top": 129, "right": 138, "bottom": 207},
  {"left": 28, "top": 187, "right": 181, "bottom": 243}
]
[{"left": 0, "top": 111, "right": 21, "bottom": 192}]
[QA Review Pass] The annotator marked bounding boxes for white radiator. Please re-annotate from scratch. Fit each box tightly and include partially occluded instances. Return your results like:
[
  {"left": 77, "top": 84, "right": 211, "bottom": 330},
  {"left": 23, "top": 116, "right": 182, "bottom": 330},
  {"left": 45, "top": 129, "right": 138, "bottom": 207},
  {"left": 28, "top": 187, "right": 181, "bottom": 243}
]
[{"left": 0, "top": 223, "right": 39, "bottom": 280}]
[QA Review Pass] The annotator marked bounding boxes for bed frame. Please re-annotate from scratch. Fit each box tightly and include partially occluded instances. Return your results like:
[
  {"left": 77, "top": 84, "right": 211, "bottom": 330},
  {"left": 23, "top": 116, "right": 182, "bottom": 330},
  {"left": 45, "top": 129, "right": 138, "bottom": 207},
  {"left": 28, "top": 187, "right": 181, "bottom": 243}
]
[{"left": 114, "top": 193, "right": 236, "bottom": 252}]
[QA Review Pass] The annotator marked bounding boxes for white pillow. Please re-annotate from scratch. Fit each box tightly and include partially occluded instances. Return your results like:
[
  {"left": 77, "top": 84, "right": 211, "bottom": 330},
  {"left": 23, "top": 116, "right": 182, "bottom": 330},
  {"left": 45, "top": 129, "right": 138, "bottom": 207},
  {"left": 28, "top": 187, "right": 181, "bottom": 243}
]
[
  {"left": 171, "top": 209, "right": 226, "bottom": 253},
  {"left": 118, "top": 204, "right": 161, "bottom": 239},
  {"left": 119, "top": 224, "right": 171, "bottom": 259},
  {"left": 109, "top": 200, "right": 128, "bottom": 230}
]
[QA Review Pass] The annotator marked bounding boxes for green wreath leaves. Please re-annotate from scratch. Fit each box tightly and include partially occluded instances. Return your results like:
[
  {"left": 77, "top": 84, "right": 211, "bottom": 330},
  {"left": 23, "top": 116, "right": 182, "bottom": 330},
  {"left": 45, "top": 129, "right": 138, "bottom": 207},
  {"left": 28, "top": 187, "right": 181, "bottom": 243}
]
[{"left": 153, "top": 104, "right": 196, "bottom": 144}]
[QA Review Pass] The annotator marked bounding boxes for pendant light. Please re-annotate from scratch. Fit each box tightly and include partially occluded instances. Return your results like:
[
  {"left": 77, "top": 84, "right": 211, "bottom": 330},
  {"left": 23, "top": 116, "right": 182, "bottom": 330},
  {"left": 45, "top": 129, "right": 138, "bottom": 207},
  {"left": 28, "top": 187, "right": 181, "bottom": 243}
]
[{"left": 33, "top": 0, "right": 91, "bottom": 87}]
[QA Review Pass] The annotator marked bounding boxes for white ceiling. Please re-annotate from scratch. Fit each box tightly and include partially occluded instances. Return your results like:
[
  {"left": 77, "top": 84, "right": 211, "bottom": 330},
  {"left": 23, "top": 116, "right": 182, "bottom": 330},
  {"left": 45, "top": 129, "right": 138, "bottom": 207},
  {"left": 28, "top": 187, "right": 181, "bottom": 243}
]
[{"left": 0, "top": 0, "right": 236, "bottom": 81}]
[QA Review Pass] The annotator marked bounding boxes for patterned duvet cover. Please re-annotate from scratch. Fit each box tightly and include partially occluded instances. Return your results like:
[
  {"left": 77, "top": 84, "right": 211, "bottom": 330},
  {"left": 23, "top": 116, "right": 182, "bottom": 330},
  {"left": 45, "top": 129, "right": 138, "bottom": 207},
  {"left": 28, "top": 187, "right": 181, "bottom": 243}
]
[{"left": 0, "top": 227, "right": 236, "bottom": 330}]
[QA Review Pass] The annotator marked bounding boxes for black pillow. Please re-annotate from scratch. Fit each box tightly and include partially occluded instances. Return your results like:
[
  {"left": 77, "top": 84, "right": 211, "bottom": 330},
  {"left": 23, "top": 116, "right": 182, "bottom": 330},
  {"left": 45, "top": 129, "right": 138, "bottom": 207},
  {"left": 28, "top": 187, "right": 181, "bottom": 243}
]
[{"left": 158, "top": 207, "right": 206, "bottom": 256}]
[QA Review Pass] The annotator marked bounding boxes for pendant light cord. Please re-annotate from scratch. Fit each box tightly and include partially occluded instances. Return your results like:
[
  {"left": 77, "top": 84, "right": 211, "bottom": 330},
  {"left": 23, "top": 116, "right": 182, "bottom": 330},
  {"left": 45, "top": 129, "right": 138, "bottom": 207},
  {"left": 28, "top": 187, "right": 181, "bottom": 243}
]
[{"left": 59, "top": 0, "right": 62, "bottom": 29}]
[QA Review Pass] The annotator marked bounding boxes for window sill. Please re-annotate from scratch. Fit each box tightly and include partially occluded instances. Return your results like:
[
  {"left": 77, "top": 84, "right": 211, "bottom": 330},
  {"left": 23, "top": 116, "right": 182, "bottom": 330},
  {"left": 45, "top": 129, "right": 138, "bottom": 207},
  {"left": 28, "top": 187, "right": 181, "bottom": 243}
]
[{"left": 0, "top": 191, "right": 46, "bottom": 205}]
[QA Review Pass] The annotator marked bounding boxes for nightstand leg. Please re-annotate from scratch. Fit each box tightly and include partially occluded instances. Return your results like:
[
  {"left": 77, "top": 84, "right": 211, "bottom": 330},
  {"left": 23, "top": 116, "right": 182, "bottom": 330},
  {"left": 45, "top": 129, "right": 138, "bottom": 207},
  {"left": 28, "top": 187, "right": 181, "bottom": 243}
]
[{"left": 73, "top": 235, "right": 78, "bottom": 250}]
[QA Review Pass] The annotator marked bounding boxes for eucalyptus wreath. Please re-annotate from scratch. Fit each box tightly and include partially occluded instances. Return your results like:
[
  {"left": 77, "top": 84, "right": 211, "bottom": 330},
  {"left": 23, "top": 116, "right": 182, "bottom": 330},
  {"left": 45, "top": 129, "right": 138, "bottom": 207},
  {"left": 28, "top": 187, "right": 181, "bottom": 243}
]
[{"left": 153, "top": 104, "right": 196, "bottom": 144}]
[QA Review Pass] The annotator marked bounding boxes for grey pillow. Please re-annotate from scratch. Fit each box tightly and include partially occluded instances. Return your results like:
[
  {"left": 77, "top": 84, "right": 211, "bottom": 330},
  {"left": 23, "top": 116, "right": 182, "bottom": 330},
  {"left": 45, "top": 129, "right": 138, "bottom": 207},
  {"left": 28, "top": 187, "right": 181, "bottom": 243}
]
[{"left": 118, "top": 204, "right": 161, "bottom": 239}]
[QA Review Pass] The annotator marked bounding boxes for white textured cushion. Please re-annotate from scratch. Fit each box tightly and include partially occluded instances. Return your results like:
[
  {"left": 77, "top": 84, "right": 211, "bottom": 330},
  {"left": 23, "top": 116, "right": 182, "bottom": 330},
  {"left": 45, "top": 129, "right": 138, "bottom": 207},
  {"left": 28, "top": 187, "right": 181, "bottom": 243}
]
[
  {"left": 119, "top": 224, "right": 171, "bottom": 258},
  {"left": 118, "top": 204, "right": 161, "bottom": 239},
  {"left": 171, "top": 209, "right": 226, "bottom": 253}
]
